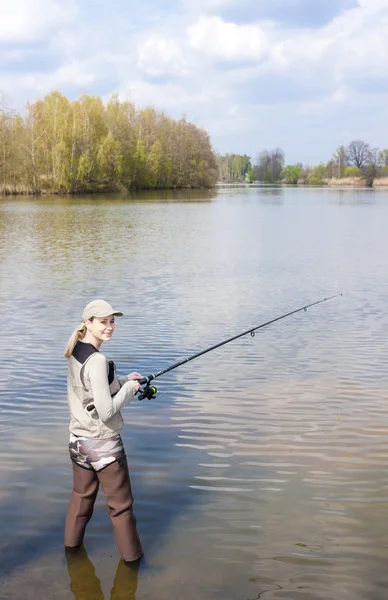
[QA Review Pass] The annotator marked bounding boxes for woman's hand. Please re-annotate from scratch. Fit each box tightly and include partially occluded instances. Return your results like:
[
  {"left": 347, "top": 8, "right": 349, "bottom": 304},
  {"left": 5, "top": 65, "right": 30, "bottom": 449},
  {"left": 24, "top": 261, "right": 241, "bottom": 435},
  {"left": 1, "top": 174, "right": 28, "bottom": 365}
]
[
  {"left": 127, "top": 372, "right": 143, "bottom": 395},
  {"left": 131, "top": 380, "right": 141, "bottom": 393},
  {"left": 127, "top": 372, "right": 143, "bottom": 381}
]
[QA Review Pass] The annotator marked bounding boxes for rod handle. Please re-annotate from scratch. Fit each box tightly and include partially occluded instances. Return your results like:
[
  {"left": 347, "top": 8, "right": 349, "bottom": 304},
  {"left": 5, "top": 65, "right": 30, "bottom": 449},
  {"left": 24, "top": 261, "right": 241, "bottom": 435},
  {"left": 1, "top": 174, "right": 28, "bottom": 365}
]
[{"left": 138, "top": 376, "right": 152, "bottom": 385}]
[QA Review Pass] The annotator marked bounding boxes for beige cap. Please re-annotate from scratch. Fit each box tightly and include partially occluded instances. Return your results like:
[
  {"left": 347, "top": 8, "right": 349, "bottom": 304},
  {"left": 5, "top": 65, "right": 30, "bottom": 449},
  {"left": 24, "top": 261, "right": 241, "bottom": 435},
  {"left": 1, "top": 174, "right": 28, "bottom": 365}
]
[{"left": 82, "top": 299, "right": 124, "bottom": 322}]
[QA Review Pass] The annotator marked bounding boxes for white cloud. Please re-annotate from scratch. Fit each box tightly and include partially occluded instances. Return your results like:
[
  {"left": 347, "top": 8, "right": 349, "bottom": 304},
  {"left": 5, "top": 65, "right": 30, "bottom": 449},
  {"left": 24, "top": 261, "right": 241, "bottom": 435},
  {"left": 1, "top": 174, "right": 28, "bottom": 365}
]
[
  {"left": 0, "top": 60, "right": 97, "bottom": 103},
  {"left": 119, "top": 79, "right": 228, "bottom": 114},
  {"left": 53, "top": 60, "right": 97, "bottom": 87},
  {"left": 188, "top": 16, "right": 269, "bottom": 62},
  {"left": 181, "top": 0, "right": 233, "bottom": 10},
  {"left": 0, "top": 0, "right": 77, "bottom": 43},
  {"left": 357, "top": 0, "right": 387, "bottom": 7},
  {"left": 297, "top": 87, "right": 349, "bottom": 116},
  {"left": 137, "top": 35, "right": 188, "bottom": 77},
  {"left": 270, "top": 0, "right": 388, "bottom": 80}
]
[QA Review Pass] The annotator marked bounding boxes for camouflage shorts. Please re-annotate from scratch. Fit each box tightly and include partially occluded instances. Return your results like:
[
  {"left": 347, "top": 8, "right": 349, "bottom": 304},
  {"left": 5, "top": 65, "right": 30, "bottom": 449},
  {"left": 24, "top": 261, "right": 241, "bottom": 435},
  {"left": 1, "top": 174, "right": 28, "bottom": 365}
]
[{"left": 69, "top": 433, "right": 125, "bottom": 472}]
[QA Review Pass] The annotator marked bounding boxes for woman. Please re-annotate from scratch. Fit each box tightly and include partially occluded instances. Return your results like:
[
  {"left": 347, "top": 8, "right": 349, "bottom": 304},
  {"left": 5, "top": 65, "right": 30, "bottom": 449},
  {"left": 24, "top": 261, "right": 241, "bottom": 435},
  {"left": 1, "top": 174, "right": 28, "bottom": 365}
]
[{"left": 64, "top": 299, "right": 143, "bottom": 565}]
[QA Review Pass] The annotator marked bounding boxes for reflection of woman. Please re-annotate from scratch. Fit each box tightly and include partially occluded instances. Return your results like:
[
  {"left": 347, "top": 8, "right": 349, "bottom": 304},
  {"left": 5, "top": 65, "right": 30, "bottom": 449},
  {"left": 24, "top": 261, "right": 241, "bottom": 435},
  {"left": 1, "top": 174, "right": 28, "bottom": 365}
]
[
  {"left": 66, "top": 546, "right": 104, "bottom": 600},
  {"left": 66, "top": 545, "right": 139, "bottom": 600},
  {"left": 64, "top": 299, "right": 143, "bottom": 565}
]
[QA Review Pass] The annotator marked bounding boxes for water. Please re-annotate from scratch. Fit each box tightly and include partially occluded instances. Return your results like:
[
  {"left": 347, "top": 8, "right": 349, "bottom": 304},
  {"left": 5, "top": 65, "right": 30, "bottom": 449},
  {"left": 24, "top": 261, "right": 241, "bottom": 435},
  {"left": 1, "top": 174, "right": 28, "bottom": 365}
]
[{"left": 1, "top": 185, "right": 388, "bottom": 599}]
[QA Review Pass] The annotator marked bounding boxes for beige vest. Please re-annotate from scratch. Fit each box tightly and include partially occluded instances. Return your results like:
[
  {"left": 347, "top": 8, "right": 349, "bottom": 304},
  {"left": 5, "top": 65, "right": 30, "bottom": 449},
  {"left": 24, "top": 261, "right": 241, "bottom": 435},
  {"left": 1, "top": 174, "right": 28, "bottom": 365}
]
[{"left": 67, "top": 342, "right": 127, "bottom": 438}]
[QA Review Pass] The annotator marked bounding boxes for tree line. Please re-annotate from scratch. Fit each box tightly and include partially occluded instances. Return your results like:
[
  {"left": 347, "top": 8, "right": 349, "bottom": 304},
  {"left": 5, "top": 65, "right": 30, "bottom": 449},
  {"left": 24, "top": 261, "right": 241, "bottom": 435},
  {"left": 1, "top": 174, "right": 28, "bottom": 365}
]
[
  {"left": 0, "top": 91, "right": 219, "bottom": 194},
  {"left": 217, "top": 140, "right": 388, "bottom": 186}
]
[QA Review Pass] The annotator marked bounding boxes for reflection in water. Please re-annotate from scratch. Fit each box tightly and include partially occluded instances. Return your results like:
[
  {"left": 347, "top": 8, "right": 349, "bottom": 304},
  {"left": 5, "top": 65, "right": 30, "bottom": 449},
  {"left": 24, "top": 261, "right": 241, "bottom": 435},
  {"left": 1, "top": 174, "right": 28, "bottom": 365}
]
[
  {"left": 328, "top": 187, "right": 380, "bottom": 205},
  {"left": 0, "top": 188, "right": 218, "bottom": 207},
  {"left": 217, "top": 184, "right": 285, "bottom": 204},
  {"left": 66, "top": 546, "right": 139, "bottom": 600}
]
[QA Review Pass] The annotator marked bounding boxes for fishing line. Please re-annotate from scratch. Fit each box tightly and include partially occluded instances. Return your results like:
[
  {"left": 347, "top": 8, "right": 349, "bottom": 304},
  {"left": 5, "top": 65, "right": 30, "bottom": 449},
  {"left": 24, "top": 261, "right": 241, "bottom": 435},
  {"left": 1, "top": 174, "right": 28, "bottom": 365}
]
[{"left": 135, "top": 294, "right": 342, "bottom": 401}]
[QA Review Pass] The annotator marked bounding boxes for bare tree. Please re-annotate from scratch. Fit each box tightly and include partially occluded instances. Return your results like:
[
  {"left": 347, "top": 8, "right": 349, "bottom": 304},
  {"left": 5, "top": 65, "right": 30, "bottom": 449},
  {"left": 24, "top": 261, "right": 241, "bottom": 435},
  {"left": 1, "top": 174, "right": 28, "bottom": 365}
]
[
  {"left": 270, "top": 148, "right": 285, "bottom": 181},
  {"left": 346, "top": 140, "right": 372, "bottom": 168},
  {"left": 253, "top": 148, "right": 285, "bottom": 183}
]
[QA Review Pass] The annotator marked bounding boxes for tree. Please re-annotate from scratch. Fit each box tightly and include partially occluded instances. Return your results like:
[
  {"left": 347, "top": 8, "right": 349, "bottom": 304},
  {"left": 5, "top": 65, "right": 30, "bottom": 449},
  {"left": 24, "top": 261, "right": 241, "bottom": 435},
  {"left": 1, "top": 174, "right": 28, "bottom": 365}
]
[
  {"left": 96, "top": 133, "right": 122, "bottom": 187},
  {"left": 378, "top": 149, "right": 388, "bottom": 168},
  {"left": 253, "top": 148, "right": 285, "bottom": 183},
  {"left": 0, "top": 94, "right": 13, "bottom": 191},
  {"left": 147, "top": 140, "right": 163, "bottom": 187},
  {"left": 245, "top": 166, "right": 254, "bottom": 183},
  {"left": 280, "top": 165, "right": 302, "bottom": 184},
  {"left": 231, "top": 154, "right": 251, "bottom": 181},
  {"left": 347, "top": 140, "right": 372, "bottom": 169},
  {"left": 217, "top": 153, "right": 250, "bottom": 182},
  {"left": 77, "top": 151, "right": 93, "bottom": 188},
  {"left": 217, "top": 153, "right": 233, "bottom": 182},
  {"left": 24, "top": 100, "right": 46, "bottom": 191},
  {"left": 344, "top": 166, "right": 360, "bottom": 177},
  {"left": 361, "top": 164, "right": 377, "bottom": 187},
  {"left": 330, "top": 145, "right": 348, "bottom": 178},
  {"left": 133, "top": 139, "right": 147, "bottom": 187},
  {"left": 306, "top": 164, "right": 328, "bottom": 185}
]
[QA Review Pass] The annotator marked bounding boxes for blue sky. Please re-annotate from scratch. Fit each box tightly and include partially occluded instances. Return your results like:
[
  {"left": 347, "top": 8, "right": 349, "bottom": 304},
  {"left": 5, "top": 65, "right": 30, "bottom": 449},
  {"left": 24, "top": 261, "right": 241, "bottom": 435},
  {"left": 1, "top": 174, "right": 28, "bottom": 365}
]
[{"left": 0, "top": 0, "right": 387, "bottom": 165}]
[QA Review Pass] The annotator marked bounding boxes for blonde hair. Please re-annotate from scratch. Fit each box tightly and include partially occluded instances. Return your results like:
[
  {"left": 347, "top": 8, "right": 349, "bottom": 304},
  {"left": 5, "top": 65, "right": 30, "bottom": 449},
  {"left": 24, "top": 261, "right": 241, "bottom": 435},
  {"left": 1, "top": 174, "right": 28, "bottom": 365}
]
[{"left": 64, "top": 322, "right": 87, "bottom": 358}]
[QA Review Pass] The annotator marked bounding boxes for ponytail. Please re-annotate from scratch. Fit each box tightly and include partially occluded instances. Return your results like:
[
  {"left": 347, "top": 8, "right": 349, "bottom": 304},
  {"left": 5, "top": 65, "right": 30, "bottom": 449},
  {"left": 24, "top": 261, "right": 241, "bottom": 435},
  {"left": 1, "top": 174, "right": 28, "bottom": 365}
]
[{"left": 64, "top": 323, "right": 87, "bottom": 358}]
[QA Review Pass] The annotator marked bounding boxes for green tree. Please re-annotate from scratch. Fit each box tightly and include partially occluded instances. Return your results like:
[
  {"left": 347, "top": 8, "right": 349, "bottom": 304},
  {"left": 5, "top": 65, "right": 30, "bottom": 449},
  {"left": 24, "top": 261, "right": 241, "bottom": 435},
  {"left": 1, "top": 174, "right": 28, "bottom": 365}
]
[
  {"left": 306, "top": 164, "right": 328, "bottom": 185},
  {"left": 329, "top": 145, "right": 348, "bottom": 178},
  {"left": 147, "top": 140, "right": 163, "bottom": 187},
  {"left": 344, "top": 166, "right": 360, "bottom": 177},
  {"left": 217, "top": 153, "right": 234, "bottom": 182},
  {"left": 280, "top": 165, "right": 302, "bottom": 184},
  {"left": 97, "top": 133, "right": 122, "bottom": 188},
  {"left": 378, "top": 149, "right": 388, "bottom": 168},
  {"left": 77, "top": 151, "right": 93, "bottom": 188},
  {"left": 133, "top": 139, "right": 147, "bottom": 187},
  {"left": 245, "top": 166, "right": 254, "bottom": 183}
]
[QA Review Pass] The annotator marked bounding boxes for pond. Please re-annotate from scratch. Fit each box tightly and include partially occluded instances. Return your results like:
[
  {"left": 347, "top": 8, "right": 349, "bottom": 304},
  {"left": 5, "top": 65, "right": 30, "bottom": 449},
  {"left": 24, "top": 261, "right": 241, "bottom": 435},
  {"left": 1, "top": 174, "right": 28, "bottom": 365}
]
[{"left": 1, "top": 185, "right": 388, "bottom": 599}]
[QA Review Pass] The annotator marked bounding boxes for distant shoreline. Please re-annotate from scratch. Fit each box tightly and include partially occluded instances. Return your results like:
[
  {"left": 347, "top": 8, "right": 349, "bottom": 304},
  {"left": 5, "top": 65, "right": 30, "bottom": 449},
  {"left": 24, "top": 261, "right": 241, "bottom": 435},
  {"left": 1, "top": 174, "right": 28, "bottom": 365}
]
[
  {"left": 325, "top": 177, "right": 388, "bottom": 188},
  {"left": 0, "top": 185, "right": 212, "bottom": 197},
  {"left": 3, "top": 178, "right": 388, "bottom": 197},
  {"left": 217, "top": 177, "right": 388, "bottom": 188}
]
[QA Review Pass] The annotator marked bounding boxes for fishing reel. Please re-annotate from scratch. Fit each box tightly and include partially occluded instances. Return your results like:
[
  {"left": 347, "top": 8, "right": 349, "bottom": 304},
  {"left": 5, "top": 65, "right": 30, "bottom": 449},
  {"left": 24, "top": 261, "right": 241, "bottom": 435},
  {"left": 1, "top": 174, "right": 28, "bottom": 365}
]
[{"left": 138, "top": 382, "right": 157, "bottom": 401}]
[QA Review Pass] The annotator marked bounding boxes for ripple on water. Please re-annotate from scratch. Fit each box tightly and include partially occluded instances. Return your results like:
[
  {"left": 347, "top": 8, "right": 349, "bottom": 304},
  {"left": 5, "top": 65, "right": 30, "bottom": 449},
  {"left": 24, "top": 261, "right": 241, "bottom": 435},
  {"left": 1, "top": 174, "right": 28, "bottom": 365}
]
[{"left": 1, "top": 190, "right": 388, "bottom": 599}]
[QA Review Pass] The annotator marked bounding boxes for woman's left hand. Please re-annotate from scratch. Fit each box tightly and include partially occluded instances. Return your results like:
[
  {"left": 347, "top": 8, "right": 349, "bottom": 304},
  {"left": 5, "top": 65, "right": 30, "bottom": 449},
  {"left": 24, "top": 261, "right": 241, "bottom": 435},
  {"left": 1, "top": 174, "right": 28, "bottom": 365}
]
[{"left": 128, "top": 371, "right": 143, "bottom": 381}]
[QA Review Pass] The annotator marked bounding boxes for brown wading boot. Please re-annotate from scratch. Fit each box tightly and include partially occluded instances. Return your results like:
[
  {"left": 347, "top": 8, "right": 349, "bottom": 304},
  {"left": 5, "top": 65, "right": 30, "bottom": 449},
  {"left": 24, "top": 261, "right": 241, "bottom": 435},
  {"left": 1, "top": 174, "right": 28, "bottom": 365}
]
[
  {"left": 65, "top": 462, "right": 100, "bottom": 549},
  {"left": 97, "top": 456, "right": 143, "bottom": 563},
  {"left": 65, "top": 544, "right": 82, "bottom": 553},
  {"left": 65, "top": 457, "right": 143, "bottom": 562},
  {"left": 123, "top": 555, "right": 143, "bottom": 568}
]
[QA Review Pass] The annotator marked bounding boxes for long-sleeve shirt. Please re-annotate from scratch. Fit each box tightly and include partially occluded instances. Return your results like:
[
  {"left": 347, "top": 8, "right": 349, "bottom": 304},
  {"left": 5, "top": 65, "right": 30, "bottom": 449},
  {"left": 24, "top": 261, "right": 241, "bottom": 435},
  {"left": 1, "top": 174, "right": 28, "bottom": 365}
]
[{"left": 67, "top": 341, "right": 137, "bottom": 438}]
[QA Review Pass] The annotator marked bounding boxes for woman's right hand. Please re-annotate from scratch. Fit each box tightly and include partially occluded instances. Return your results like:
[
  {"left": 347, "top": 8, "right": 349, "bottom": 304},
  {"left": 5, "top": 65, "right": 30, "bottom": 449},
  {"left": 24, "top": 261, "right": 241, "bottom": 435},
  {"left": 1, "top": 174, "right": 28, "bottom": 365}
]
[{"left": 131, "top": 380, "right": 141, "bottom": 393}]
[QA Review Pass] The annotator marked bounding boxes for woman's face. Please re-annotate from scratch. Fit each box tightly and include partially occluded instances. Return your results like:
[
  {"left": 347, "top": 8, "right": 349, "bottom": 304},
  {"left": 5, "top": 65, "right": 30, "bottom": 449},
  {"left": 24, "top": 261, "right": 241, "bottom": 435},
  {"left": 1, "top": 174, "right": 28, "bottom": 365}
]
[{"left": 87, "top": 314, "right": 116, "bottom": 346}]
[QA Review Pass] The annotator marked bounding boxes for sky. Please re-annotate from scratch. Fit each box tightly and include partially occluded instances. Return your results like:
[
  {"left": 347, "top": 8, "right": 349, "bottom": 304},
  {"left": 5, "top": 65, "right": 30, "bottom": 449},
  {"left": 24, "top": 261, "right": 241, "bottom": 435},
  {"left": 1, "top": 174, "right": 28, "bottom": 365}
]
[{"left": 0, "top": 0, "right": 387, "bottom": 165}]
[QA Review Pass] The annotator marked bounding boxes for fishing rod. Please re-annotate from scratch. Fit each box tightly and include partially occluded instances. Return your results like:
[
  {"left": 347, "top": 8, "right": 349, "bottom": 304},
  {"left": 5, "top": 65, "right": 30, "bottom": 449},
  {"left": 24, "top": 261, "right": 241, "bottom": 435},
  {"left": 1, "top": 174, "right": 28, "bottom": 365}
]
[{"left": 136, "top": 294, "right": 341, "bottom": 400}]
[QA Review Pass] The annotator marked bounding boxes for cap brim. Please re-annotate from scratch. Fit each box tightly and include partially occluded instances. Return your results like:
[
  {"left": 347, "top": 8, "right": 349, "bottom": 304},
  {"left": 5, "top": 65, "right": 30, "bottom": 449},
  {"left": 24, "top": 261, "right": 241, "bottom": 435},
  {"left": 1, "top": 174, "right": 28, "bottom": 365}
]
[{"left": 93, "top": 310, "right": 124, "bottom": 318}]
